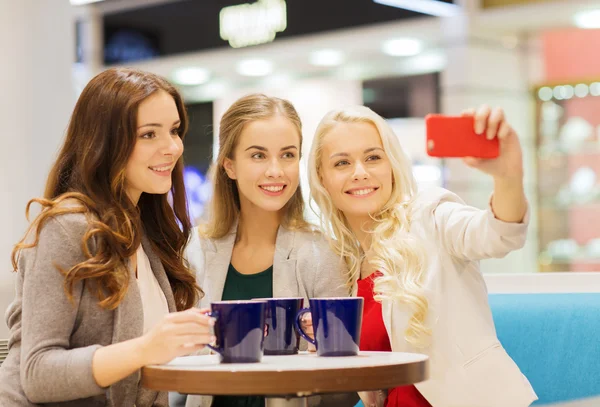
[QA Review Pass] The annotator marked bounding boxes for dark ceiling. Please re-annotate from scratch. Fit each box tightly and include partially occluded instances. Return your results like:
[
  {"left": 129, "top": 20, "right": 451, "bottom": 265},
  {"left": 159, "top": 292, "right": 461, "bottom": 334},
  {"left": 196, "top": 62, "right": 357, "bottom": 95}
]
[{"left": 102, "top": 0, "right": 454, "bottom": 63}]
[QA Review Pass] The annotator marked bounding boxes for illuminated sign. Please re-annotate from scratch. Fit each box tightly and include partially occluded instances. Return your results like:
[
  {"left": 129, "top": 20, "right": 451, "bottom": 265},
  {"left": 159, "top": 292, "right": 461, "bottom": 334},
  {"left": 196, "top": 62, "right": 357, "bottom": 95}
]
[{"left": 219, "top": 0, "right": 287, "bottom": 48}]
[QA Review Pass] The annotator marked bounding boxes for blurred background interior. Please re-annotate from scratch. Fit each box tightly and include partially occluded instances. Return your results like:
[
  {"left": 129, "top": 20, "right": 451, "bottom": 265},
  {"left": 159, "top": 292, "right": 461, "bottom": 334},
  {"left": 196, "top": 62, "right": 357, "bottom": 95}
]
[{"left": 3, "top": 0, "right": 600, "bottom": 338}]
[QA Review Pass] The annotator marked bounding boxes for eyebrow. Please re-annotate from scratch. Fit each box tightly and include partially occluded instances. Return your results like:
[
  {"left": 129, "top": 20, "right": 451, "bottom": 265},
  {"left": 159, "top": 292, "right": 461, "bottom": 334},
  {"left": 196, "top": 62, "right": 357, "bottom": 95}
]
[
  {"left": 137, "top": 119, "right": 181, "bottom": 130},
  {"left": 244, "top": 145, "right": 298, "bottom": 152},
  {"left": 329, "top": 147, "right": 384, "bottom": 159}
]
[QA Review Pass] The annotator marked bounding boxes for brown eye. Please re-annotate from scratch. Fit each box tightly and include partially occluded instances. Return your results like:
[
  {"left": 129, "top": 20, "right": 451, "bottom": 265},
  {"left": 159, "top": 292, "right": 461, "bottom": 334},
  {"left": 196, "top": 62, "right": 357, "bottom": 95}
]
[{"left": 140, "top": 132, "right": 155, "bottom": 139}]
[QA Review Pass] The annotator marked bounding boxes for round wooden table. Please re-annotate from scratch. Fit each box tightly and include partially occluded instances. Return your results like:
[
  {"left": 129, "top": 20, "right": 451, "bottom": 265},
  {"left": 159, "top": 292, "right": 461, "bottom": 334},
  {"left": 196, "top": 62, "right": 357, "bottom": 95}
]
[{"left": 142, "top": 351, "right": 429, "bottom": 407}]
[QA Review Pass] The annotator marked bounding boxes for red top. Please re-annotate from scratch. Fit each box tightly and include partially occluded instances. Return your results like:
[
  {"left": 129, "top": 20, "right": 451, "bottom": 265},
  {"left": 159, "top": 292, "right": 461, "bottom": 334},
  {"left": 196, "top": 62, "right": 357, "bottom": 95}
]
[{"left": 357, "top": 273, "right": 432, "bottom": 407}]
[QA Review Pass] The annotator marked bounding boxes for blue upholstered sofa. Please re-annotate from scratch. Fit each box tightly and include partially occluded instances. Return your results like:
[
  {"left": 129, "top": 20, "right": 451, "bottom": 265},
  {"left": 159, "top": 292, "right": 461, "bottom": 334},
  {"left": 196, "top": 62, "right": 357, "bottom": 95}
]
[{"left": 357, "top": 292, "right": 600, "bottom": 407}]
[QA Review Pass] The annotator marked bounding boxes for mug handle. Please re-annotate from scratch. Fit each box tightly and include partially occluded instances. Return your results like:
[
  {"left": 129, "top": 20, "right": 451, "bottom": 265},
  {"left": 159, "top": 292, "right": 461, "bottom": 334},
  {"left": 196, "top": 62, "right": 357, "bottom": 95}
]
[
  {"left": 294, "top": 308, "right": 316, "bottom": 346},
  {"left": 205, "top": 311, "right": 222, "bottom": 355}
]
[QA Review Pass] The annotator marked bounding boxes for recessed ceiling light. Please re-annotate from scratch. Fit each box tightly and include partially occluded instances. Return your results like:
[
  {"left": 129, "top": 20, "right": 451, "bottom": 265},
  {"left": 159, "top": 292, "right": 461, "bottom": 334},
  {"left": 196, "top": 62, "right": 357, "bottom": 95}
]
[
  {"left": 172, "top": 67, "right": 210, "bottom": 86},
  {"left": 382, "top": 38, "right": 422, "bottom": 57},
  {"left": 236, "top": 59, "right": 273, "bottom": 77},
  {"left": 309, "top": 49, "right": 345, "bottom": 67},
  {"left": 574, "top": 9, "right": 600, "bottom": 29}
]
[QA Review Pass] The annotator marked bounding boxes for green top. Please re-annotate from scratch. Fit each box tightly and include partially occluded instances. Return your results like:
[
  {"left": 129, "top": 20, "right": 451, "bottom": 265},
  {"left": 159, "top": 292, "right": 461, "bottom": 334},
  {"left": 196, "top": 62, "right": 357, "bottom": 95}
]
[
  {"left": 220, "top": 263, "right": 273, "bottom": 301},
  {"left": 212, "top": 263, "right": 273, "bottom": 407}
]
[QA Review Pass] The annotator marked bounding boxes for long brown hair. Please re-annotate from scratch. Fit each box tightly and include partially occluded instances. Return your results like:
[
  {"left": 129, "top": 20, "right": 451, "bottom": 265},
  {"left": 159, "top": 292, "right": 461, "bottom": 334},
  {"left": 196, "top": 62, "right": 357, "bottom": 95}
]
[
  {"left": 202, "top": 93, "right": 310, "bottom": 239},
  {"left": 12, "top": 68, "right": 201, "bottom": 311}
]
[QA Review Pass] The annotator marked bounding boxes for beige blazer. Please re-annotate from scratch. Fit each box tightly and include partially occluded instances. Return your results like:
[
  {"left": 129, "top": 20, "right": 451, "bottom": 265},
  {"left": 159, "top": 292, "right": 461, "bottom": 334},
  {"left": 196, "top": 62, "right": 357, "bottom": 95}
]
[
  {"left": 187, "top": 223, "right": 349, "bottom": 309},
  {"left": 184, "top": 223, "right": 350, "bottom": 407}
]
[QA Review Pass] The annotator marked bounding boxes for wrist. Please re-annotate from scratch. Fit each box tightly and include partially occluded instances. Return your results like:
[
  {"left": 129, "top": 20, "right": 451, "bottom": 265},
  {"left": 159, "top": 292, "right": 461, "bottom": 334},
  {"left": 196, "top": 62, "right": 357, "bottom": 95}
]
[
  {"left": 131, "top": 336, "right": 149, "bottom": 369},
  {"left": 493, "top": 175, "right": 524, "bottom": 188}
]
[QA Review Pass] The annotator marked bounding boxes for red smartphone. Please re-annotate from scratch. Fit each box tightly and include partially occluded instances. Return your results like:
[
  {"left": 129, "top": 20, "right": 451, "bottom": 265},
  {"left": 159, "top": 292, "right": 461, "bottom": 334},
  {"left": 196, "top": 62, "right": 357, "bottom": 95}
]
[{"left": 425, "top": 114, "right": 499, "bottom": 158}]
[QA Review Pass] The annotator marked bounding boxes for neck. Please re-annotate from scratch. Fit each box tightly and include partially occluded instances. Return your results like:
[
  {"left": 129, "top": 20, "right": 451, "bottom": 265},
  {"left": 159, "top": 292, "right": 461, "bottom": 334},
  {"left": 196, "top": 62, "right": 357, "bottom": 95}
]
[
  {"left": 237, "top": 203, "right": 282, "bottom": 246},
  {"left": 125, "top": 187, "right": 141, "bottom": 206},
  {"left": 346, "top": 215, "right": 374, "bottom": 252}
]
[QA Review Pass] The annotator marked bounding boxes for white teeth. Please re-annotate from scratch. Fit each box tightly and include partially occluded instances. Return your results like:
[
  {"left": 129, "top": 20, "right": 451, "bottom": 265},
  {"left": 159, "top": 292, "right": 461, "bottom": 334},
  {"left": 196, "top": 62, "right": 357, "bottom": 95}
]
[
  {"left": 349, "top": 188, "right": 375, "bottom": 196},
  {"left": 261, "top": 185, "right": 284, "bottom": 192},
  {"left": 149, "top": 166, "right": 170, "bottom": 172}
]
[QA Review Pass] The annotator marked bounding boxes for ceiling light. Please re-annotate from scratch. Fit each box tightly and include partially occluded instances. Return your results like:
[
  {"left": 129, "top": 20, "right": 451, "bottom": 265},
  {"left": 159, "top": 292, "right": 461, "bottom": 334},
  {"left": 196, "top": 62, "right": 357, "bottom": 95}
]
[
  {"left": 172, "top": 67, "right": 210, "bottom": 86},
  {"left": 553, "top": 86, "right": 564, "bottom": 100},
  {"left": 236, "top": 59, "right": 273, "bottom": 77},
  {"left": 309, "top": 49, "right": 345, "bottom": 67},
  {"left": 575, "top": 84, "right": 589, "bottom": 98},
  {"left": 563, "top": 85, "right": 574, "bottom": 99},
  {"left": 538, "top": 87, "right": 553, "bottom": 102},
  {"left": 574, "top": 9, "right": 600, "bottom": 29},
  {"left": 382, "top": 38, "right": 422, "bottom": 57},
  {"left": 373, "top": 0, "right": 461, "bottom": 17}
]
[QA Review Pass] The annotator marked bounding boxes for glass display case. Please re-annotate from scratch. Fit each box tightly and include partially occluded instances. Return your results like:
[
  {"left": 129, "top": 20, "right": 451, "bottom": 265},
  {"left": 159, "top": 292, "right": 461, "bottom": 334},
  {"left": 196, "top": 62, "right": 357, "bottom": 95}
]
[{"left": 536, "top": 81, "right": 600, "bottom": 272}]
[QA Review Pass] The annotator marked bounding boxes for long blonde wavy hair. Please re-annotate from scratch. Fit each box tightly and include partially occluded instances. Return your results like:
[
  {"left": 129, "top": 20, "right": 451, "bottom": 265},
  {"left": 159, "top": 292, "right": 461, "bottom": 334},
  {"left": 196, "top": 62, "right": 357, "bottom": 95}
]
[
  {"left": 201, "top": 93, "right": 311, "bottom": 239},
  {"left": 308, "top": 106, "right": 430, "bottom": 347}
]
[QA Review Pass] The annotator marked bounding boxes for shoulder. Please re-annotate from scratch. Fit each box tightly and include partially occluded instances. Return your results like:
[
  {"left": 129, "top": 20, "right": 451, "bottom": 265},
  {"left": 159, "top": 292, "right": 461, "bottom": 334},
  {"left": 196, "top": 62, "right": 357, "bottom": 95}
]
[
  {"left": 19, "top": 206, "right": 92, "bottom": 270},
  {"left": 413, "top": 187, "right": 465, "bottom": 207},
  {"left": 410, "top": 187, "right": 466, "bottom": 219},
  {"left": 35, "top": 205, "right": 92, "bottom": 245},
  {"left": 291, "top": 228, "right": 341, "bottom": 265},
  {"left": 292, "top": 228, "right": 330, "bottom": 252}
]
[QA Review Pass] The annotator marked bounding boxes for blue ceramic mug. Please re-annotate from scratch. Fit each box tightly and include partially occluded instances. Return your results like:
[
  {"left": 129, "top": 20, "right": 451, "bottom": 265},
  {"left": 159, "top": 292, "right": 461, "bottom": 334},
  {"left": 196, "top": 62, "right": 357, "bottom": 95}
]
[
  {"left": 294, "top": 297, "right": 363, "bottom": 357},
  {"left": 207, "top": 300, "right": 267, "bottom": 363},
  {"left": 258, "top": 297, "right": 304, "bottom": 355}
]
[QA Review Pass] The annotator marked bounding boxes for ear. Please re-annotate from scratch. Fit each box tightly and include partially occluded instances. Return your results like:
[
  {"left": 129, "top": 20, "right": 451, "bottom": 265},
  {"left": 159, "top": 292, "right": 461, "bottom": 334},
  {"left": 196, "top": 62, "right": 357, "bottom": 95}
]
[{"left": 223, "top": 158, "right": 237, "bottom": 180}]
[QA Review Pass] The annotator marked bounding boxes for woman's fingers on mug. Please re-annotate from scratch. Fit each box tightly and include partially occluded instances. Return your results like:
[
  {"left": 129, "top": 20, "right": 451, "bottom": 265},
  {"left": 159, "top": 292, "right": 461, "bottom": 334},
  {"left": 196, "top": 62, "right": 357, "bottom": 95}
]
[
  {"left": 173, "top": 322, "right": 213, "bottom": 336},
  {"left": 167, "top": 309, "right": 213, "bottom": 325},
  {"left": 177, "top": 334, "right": 215, "bottom": 347}
]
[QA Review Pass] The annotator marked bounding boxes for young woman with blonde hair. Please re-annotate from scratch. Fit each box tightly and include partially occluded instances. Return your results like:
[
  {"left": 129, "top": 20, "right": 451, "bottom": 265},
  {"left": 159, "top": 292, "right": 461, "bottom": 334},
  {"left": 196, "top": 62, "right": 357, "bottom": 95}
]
[
  {"left": 308, "top": 104, "right": 537, "bottom": 407},
  {"left": 0, "top": 68, "right": 213, "bottom": 407},
  {"left": 183, "top": 93, "right": 349, "bottom": 407}
]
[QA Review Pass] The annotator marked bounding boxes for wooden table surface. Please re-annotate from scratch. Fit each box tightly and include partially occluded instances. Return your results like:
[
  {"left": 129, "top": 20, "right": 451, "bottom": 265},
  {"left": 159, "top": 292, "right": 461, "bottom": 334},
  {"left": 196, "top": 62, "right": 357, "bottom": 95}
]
[{"left": 142, "top": 351, "right": 429, "bottom": 397}]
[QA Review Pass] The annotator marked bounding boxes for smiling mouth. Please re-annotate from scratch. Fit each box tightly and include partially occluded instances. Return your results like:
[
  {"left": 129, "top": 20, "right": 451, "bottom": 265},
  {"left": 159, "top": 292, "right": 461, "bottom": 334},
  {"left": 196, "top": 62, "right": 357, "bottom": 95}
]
[
  {"left": 345, "top": 187, "right": 379, "bottom": 196},
  {"left": 260, "top": 185, "right": 286, "bottom": 193},
  {"left": 148, "top": 165, "right": 173, "bottom": 172}
]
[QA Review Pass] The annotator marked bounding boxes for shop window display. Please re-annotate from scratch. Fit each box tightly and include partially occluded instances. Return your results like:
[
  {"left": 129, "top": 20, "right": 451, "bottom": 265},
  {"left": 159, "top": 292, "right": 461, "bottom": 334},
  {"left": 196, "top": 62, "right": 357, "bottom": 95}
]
[{"left": 536, "top": 81, "right": 600, "bottom": 271}]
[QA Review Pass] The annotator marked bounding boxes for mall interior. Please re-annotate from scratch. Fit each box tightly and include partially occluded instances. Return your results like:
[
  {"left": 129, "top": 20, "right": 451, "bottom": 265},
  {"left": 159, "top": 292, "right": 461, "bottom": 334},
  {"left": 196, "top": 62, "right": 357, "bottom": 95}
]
[{"left": 1, "top": 0, "right": 600, "bottom": 406}]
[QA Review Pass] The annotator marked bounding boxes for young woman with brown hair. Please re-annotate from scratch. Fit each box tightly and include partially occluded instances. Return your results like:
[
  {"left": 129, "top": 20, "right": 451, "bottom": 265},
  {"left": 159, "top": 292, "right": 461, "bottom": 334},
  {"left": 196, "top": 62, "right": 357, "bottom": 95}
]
[{"left": 0, "top": 68, "right": 213, "bottom": 407}]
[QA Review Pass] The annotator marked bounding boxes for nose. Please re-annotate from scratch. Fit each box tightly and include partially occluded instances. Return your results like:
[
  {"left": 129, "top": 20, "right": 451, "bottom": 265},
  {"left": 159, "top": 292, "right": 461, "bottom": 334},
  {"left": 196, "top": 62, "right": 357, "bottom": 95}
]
[
  {"left": 265, "top": 157, "right": 284, "bottom": 178},
  {"left": 162, "top": 134, "right": 183, "bottom": 157},
  {"left": 352, "top": 161, "right": 369, "bottom": 181}
]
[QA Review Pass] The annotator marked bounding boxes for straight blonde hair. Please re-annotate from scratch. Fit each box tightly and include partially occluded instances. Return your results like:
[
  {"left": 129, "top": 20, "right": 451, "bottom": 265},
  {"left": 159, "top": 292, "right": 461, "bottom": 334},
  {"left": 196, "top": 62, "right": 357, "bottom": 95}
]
[
  {"left": 201, "top": 93, "right": 310, "bottom": 239},
  {"left": 308, "top": 105, "right": 430, "bottom": 347}
]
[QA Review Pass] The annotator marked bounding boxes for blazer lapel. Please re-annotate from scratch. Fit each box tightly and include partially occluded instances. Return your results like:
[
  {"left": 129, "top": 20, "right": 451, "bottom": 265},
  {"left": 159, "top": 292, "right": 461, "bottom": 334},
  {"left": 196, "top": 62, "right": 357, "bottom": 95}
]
[
  {"left": 272, "top": 227, "right": 300, "bottom": 298},
  {"left": 202, "top": 226, "right": 237, "bottom": 305}
]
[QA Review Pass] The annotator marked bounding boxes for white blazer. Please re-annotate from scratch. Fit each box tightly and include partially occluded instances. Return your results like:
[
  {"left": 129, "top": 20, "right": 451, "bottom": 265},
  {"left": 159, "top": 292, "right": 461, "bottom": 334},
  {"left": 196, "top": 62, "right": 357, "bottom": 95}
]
[{"left": 371, "top": 187, "right": 537, "bottom": 407}]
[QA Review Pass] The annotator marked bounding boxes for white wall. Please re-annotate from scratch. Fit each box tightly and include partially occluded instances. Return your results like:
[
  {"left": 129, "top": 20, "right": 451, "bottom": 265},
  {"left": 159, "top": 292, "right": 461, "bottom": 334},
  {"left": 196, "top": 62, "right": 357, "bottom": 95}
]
[{"left": 0, "top": 0, "right": 75, "bottom": 337}]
